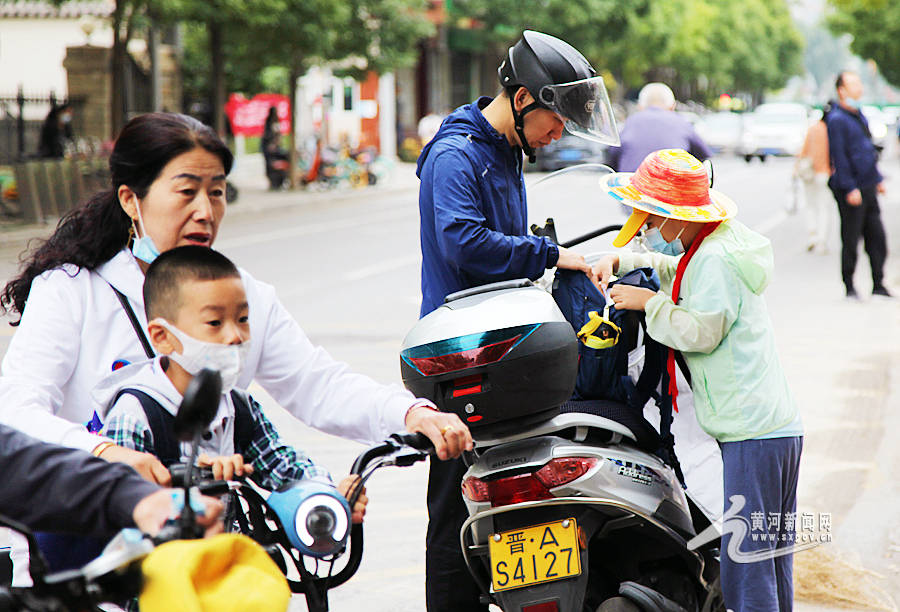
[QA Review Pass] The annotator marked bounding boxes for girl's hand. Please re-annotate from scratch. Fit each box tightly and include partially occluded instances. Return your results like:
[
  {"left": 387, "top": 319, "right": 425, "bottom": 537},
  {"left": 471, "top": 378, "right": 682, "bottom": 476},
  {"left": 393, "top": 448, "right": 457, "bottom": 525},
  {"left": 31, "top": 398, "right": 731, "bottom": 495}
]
[
  {"left": 609, "top": 284, "right": 656, "bottom": 311},
  {"left": 337, "top": 475, "right": 368, "bottom": 524},
  {"left": 591, "top": 254, "right": 620, "bottom": 293},
  {"left": 197, "top": 453, "right": 254, "bottom": 481}
]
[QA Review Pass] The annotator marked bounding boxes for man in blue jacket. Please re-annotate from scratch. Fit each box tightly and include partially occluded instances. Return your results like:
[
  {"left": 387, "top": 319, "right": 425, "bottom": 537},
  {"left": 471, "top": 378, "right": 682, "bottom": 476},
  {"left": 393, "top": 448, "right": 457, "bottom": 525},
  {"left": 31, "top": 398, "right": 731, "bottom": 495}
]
[
  {"left": 415, "top": 30, "right": 620, "bottom": 611},
  {"left": 826, "top": 71, "right": 891, "bottom": 299}
]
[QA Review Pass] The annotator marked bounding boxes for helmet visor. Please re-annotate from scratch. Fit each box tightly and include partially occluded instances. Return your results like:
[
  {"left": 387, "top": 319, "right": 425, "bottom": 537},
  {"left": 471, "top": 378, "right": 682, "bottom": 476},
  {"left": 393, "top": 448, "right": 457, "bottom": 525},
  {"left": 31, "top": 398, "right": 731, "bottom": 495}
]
[{"left": 539, "top": 76, "right": 620, "bottom": 146}]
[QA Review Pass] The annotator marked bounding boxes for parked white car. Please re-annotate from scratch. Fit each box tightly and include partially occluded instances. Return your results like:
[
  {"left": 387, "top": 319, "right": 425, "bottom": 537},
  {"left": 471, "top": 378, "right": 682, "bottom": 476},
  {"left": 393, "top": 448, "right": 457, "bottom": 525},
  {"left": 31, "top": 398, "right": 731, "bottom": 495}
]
[
  {"left": 861, "top": 105, "right": 890, "bottom": 151},
  {"left": 738, "top": 103, "right": 810, "bottom": 162},
  {"left": 695, "top": 111, "right": 744, "bottom": 154}
]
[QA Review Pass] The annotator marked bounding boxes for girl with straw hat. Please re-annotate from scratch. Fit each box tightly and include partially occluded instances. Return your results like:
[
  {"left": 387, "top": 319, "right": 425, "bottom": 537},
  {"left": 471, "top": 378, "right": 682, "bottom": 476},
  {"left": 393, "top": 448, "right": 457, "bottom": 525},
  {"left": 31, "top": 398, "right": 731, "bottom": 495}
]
[{"left": 593, "top": 149, "right": 803, "bottom": 611}]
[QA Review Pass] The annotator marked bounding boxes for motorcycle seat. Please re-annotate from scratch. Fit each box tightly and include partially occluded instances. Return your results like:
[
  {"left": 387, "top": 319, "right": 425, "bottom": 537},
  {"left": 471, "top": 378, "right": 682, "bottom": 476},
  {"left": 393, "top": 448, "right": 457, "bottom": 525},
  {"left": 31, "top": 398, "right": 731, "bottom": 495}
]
[
  {"left": 559, "top": 399, "right": 662, "bottom": 454},
  {"left": 474, "top": 399, "right": 655, "bottom": 448}
]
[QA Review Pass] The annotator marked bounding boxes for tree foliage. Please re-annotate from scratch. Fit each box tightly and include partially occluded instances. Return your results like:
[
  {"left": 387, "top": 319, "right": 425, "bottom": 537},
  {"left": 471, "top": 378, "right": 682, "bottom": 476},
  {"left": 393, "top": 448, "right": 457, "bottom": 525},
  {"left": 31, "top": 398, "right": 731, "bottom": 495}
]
[
  {"left": 827, "top": 0, "right": 900, "bottom": 87},
  {"left": 449, "top": 0, "right": 804, "bottom": 103}
]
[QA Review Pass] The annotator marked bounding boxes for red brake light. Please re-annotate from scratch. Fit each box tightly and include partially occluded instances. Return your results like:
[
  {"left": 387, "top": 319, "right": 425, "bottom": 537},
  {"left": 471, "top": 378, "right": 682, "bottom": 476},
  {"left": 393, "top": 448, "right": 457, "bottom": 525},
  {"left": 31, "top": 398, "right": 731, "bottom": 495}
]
[
  {"left": 462, "top": 458, "right": 598, "bottom": 507},
  {"left": 461, "top": 473, "right": 552, "bottom": 507},
  {"left": 461, "top": 476, "right": 490, "bottom": 502},
  {"left": 408, "top": 335, "right": 521, "bottom": 376},
  {"left": 523, "top": 603, "right": 560, "bottom": 612},
  {"left": 488, "top": 473, "right": 553, "bottom": 507},
  {"left": 535, "top": 457, "right": 598, "bottom": 488}
]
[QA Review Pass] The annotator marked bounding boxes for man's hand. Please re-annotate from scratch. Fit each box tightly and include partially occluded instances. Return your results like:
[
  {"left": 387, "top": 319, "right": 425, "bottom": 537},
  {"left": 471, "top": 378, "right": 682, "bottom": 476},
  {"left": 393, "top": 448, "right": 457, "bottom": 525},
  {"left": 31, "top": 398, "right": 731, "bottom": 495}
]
[
  {"left": 877, "top": 181, "right": 886, "bottom": 195},
  {"left": 405, "top": 405, "right": 473, "bottom": 461},
  {"left": 132, "top": 489, "right": 224, "bottom": 537},
  {"left": 847, "top": 188, "right": 863, "bottom": 206},
  {"left": 591, "top": 254, "right": 620, "bottom": 293},
  {"left": 99, "top": 444, "right": 172, "bottom": 486},
  {"left": 197, "top": 453, "right": 254, "bottom": 481},
  {"left": 609, "top": 284, "right": 657, "bottom": 312},
  {"left": 337, "top": 475, "right": 368, "bottom": 524},
  {"left": 556, "top": 247, "right": 599, "bottom": 286}
]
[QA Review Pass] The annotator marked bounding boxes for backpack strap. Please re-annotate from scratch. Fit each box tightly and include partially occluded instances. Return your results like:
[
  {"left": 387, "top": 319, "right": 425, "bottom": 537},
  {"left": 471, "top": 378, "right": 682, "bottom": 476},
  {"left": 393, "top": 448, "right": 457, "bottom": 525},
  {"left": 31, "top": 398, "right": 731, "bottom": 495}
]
[
  {"left": 229, "top": 389, "right": 256, "bottom": 457},
  {"left": 112, "top": 388, "right": 180, "bottom": 467},
  {"left": 108, "top": 283, "right": 155, "bottom": 359},
  {"left": 621, "top": 333, "right": 686, "bottom": 488}
]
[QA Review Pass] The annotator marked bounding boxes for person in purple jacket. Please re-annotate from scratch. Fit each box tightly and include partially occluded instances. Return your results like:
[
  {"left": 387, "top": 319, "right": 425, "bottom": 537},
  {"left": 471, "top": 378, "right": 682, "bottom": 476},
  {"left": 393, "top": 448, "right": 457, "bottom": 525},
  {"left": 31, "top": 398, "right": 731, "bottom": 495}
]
[
  {"left": 607, "top": 82, "right": 711, "bottom": 173},
  {"left": 825, "top": 70, "right": 891, "bottom": 299}
]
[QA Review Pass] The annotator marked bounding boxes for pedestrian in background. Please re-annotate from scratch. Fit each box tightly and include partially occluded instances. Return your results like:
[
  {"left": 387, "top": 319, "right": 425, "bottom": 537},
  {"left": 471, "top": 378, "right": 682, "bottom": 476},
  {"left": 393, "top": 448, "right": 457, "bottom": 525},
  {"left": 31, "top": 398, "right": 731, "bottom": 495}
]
[
  {"left": 606, "top": 82, "right": 711, "bottom": 173},
  {"left": 261, "top": 106, "right": 287, "bottom": 190},
  {"left": 38, "top": 102, "right": 74, "bottom": 159},
  {"left": 825, "top": 71, "right": 891, "bottom": 299},
  {"left": 794, "top": 107, "right": 833, "bottom": 254}
]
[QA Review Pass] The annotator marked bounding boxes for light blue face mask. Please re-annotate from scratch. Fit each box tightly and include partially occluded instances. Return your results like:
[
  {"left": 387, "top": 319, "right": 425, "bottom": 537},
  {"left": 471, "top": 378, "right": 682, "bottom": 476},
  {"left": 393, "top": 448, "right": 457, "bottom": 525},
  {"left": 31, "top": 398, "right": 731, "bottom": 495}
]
[
  {"left": 130, "top": 200, "right": 161, "bottom": 265},
  {"left": 845, "top": 97, "right": 861, "bottom": 110},
  {"left": 643, "top": 218, "right": 685, "bottom": 256}
]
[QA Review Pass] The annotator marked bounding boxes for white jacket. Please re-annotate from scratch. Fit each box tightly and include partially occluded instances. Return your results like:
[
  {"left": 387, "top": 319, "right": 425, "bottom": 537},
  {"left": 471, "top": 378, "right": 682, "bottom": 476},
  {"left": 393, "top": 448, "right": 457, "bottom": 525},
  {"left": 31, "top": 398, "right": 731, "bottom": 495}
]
[{"left": 0, "top": 249, "right": 415, "bottom": 453}]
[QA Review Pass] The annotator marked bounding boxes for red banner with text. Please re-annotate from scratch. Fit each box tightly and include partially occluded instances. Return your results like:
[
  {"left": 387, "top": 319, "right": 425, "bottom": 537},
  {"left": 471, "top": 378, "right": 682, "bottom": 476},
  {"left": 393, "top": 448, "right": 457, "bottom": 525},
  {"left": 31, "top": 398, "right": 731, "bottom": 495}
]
[{"left": 224, "top": 93, "right": 290, "bottom": 137}]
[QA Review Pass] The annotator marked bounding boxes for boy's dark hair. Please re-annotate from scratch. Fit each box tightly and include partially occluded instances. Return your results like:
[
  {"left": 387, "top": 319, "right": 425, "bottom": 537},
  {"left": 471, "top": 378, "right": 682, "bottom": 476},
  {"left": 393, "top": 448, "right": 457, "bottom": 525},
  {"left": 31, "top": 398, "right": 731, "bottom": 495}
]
[{"left": 143, "top": 246, "right": 240, "bottom": 321}]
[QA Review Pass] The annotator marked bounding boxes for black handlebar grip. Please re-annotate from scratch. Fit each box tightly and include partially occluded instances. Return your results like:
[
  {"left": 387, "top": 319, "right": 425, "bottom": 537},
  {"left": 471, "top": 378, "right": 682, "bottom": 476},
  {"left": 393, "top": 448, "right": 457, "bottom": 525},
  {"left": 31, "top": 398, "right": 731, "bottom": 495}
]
[{"left": 389, "top": 432, "right": 434, "bottom": 452}]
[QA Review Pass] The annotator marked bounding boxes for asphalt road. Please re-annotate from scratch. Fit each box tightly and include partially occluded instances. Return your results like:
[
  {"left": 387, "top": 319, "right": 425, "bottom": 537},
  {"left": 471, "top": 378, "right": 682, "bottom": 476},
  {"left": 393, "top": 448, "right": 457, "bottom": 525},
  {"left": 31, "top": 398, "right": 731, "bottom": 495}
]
[{"left": 0, "top": 150, "right": 897, "bottom": 611}]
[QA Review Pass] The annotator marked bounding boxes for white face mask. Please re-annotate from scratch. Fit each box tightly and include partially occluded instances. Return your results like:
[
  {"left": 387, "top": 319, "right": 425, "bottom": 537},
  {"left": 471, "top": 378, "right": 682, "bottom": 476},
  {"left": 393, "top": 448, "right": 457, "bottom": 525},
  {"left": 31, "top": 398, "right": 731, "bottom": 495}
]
[{"left": 153, "top": 318, "right": 249, "bottom": 391}]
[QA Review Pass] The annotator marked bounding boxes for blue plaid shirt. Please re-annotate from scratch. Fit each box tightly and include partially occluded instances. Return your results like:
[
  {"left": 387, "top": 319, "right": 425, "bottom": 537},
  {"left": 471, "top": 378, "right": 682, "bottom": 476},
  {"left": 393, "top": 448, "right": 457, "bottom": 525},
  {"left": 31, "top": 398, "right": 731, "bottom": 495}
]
[{"left": 103, "top": 393, "right": 331, "bottom": 490}]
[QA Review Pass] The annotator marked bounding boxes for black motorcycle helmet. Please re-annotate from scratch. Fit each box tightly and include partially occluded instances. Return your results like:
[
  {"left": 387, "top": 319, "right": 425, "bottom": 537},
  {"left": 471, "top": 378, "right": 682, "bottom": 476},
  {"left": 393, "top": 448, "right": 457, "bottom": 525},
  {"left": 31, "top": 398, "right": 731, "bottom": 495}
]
[{"left": 498, "top": 31, "right": 619, "bottom": 162}]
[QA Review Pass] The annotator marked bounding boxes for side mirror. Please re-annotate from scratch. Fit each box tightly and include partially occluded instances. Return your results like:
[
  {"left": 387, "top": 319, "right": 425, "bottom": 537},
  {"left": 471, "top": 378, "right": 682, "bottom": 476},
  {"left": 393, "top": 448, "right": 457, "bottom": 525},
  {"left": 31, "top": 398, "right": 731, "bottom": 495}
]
[{"left": 174, "top": 368, "right": 222, "bottom": 441}]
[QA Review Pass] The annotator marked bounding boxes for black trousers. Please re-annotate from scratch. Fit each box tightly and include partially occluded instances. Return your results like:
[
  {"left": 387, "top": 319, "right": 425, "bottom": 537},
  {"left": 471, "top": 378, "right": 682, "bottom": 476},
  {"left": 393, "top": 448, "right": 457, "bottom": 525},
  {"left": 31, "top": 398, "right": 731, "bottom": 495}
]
[
  {"left": 831, "top": 184, "right": 888, "bottom": 290},
  {"left": 425, "top": 457, "right": 489, "bottom": 612}
]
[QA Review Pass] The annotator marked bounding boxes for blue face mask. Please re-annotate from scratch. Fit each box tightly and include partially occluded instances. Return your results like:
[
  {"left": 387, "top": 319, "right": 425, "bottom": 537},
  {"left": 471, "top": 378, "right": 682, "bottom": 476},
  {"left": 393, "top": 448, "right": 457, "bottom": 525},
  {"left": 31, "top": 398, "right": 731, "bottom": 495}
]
[
  {"left": 845, "top": 97, "right": 861, "bottom": 110},
  {"left": 643, "top": 219, "right": 685, "bottom": 256},
  {"left": 130, "top": 200, "right": 160, "bottom": 265}
]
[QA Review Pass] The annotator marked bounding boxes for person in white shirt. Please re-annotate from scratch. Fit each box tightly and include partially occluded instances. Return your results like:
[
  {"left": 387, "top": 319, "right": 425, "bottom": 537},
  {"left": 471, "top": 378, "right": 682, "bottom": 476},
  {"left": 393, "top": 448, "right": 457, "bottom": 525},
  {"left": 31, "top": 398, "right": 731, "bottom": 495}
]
[{"left": 0, "top": 112, "right": 471, "bottom": 583}]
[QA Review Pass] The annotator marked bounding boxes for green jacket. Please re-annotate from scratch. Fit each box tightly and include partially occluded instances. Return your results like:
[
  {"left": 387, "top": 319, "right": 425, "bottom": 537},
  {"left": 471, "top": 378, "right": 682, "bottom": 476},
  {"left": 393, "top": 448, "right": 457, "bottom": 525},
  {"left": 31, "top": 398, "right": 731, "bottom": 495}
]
[{"left": 618, "top": 219, "right": 798, "bottom": 442}]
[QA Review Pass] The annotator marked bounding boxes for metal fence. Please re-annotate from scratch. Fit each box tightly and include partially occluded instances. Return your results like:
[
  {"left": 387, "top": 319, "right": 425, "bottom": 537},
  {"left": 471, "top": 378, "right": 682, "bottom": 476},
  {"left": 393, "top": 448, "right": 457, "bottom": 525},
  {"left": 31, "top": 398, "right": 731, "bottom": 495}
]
[{"left": 0, "top": 89, "right": 87, "bottom": 164}]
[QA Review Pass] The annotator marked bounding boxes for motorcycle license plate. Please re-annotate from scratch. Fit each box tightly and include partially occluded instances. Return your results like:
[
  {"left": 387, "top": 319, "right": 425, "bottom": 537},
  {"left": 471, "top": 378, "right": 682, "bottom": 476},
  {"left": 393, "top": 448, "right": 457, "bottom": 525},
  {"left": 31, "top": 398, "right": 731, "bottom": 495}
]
[{"left": 489, "top": 518, "right": 581, "bottom": 592}]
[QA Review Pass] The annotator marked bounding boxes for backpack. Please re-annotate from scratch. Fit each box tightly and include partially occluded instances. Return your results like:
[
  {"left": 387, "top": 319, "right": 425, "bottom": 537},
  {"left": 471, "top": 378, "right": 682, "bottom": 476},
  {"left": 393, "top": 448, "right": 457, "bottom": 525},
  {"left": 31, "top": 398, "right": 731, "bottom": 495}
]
[
  {"left": 552, "top": 267, "right": 685, "bottom": 484},
  {"left": 111, "top": 388, "right": 256, "bottom": 467}
]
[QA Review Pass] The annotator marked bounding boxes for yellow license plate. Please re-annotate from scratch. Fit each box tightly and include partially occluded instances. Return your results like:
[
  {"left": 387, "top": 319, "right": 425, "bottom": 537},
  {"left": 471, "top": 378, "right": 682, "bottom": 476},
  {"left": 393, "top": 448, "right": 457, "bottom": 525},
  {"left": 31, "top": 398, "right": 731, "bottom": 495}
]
[{"left": 489, "top": 518, "right": 581, "bottom": 592}]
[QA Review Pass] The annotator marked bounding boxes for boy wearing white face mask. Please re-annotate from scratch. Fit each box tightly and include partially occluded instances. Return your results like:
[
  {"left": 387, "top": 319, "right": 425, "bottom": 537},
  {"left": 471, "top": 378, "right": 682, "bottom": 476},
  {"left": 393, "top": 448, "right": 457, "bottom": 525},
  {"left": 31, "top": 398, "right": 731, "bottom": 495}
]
[{"left": 94, "top": 246, "right": 368, "bottom": 520}]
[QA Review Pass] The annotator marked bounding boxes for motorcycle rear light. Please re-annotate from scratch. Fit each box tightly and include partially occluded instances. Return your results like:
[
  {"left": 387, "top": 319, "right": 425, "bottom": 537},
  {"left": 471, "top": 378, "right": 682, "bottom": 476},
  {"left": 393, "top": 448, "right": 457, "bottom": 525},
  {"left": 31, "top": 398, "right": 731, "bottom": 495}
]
[
  {"left": 462, "top": 458, "right": 598, "bottom": 506},
  {"left": 488, "top": 473, "right": 553, "bottom": 507},
  {"left": 451, "top": 373, "right": 483, "bottom": 398},
  {"left": 461, "top": 476, "right": 490, "bottom": 502},
  {"left": 408, "top": 335, "right": 521, "bottom": 376},
  {"left": 522, "top": 603, "right": 559, "bottom": 612},
  {"left": 461, "top": 473, "right": 552, "bottom": 507},
  {"left": 401, "top": 324, "right": 541, "bottom": 376},
  {"left": 534, "top": 457, "right": 598, "bottom": 488}
]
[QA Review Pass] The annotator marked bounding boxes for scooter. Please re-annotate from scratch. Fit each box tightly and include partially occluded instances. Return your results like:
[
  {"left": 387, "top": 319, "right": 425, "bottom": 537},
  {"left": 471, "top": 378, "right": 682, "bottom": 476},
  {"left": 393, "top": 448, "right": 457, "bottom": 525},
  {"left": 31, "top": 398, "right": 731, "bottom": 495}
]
[
  {"left": 175, "top": 430, "right": 434, "bottom": 612},
  {"left": 398, "top": 165, "right": 725, "bottom": 612},
  {"left": 0, "top": 369, "right": 234, "bottom": 611},
  {"left": 0, "top": 368, "right": 435, "bottom": 612}
]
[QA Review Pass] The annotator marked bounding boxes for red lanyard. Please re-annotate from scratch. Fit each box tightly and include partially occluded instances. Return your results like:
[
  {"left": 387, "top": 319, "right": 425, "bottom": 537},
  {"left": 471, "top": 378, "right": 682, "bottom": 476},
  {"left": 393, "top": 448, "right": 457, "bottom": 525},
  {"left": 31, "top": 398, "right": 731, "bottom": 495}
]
[{"left": 667, "top": 221, "right": 720, "bottom": 412}]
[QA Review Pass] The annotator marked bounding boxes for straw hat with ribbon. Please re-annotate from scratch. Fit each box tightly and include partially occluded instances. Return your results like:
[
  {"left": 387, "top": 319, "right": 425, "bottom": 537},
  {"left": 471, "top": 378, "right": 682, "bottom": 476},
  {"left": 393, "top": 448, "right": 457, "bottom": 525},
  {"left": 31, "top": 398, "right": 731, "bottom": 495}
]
[{"left": 600, "top": 149, "right": 738, "bottom": 248}]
